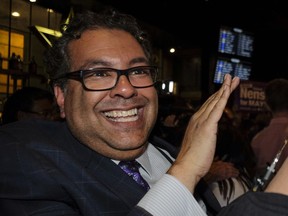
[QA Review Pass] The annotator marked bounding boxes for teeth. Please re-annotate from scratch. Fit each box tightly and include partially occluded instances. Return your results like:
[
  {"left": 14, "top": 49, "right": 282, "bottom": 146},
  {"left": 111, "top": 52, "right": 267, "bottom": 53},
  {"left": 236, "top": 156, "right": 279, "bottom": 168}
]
[
  {"left": 104, "top": 108, "right": 138, "bottom": 122},
  {"left": 112, "top": 115, "right": 138, "bottom": 122}
]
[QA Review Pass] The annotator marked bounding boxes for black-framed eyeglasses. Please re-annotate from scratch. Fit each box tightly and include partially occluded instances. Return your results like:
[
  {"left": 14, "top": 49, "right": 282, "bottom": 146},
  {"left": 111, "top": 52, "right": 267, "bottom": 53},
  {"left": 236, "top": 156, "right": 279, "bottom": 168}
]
[{"left": 54, "top": 66, "right": 158, "bottom": 91}]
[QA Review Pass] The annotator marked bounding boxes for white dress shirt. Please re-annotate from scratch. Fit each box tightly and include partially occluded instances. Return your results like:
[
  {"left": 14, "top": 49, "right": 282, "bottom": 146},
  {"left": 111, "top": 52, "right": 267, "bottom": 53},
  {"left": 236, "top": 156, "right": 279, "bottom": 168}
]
[{"left": 135, "top": 143, "right": 207, "bottom": 216}]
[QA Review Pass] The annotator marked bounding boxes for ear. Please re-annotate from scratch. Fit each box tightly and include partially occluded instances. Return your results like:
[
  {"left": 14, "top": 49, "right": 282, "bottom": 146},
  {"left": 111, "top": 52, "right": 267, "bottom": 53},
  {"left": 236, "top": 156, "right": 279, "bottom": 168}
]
[{"left": 54, "top": 86, "right": 66, "bottom": 118}]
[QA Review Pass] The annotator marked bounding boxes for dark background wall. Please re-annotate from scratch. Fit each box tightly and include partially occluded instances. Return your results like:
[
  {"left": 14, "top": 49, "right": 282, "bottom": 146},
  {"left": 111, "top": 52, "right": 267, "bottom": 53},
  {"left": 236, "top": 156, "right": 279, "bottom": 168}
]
[{"left": 26, "top": 0, "right": 288, "bottom": 100}]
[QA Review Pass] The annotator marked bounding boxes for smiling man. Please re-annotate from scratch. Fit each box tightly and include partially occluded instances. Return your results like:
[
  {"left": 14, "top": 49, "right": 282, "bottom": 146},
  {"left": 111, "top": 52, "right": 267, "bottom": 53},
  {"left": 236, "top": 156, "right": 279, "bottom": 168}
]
[
  {"left": 53, "top": 29, "right": 158, "bottom": 161},
  {"left": 0, "top": 9, "right": 239, "bottom": 216}
]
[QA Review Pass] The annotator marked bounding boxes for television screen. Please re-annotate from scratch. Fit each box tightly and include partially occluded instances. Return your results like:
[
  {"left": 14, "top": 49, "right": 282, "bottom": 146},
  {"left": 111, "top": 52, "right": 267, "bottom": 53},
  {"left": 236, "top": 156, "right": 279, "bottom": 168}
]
[
  {"left": 218, "top": 26, "right": 254, "bottom": 58},
  {"left": 213, "top": 57, "right": 252, "bottom": 84}
]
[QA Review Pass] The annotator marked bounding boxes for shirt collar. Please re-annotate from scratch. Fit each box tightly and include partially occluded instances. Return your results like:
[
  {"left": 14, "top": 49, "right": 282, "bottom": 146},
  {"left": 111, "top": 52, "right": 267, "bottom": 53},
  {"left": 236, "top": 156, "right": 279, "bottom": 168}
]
[{"left": 111, "top": 143, "right": 154, "bottom": 176}]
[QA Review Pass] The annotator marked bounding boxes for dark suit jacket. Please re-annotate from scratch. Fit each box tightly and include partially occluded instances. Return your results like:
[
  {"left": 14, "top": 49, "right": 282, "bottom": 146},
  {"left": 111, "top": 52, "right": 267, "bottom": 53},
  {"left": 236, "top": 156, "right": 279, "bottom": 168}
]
[
  {"left": 0, "top": 120, "right": 152, "bottom": 216},
  {"left": 0, "top": 120, "right": 221, "bottom": 216},
  {"left": 218, "top": 191, "right": 288, "bottom": 216}
]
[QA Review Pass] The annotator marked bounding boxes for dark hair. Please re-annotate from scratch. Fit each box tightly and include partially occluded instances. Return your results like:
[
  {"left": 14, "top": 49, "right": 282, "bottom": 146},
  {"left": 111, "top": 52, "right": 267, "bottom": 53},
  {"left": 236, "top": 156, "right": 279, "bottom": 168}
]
[
  {"left": 215, "top": 113, "right": 255, "bottom": 203},
  {"left": 44, "top": 8, "right": 153, "bottom": 88},
  {"left": 265, "top": 78, "right": 288, "bottom": 113},
  {"left": 1, "top": 87, "right": 54, "bottom": 124}
]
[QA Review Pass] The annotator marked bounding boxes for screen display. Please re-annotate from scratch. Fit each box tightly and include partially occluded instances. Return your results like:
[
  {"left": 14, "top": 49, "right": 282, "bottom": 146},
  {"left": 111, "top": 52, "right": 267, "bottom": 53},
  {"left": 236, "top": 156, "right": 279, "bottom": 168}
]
[
  {"left": 213, "top": 57, "right": 252, "bottom": 84},
  {"left": 218, "top": 27, "right": 254, "bottom": 58}
]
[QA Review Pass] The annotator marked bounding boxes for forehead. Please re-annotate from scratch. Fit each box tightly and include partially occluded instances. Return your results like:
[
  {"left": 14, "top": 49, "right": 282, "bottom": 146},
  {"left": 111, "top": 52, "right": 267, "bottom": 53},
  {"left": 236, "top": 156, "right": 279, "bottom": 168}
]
[{"left": 67, "top": 29, "right": 147, "bottom": 69}]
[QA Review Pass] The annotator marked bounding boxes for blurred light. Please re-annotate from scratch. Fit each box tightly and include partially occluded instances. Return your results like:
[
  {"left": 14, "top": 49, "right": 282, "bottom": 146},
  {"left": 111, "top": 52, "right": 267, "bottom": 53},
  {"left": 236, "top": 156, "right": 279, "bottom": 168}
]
[
  {"left": 12, "top": 12, "right": 20, "bottom": 17},
  {"left": 169, "top": 48, "right": 175, "bottom": 53},
  {"left": 168, "top": 81, "right": 174, "bottom": 93},
  {"left": 47, "top": 9, "right": 54, "bottom": 13},
  {"left": 158, "top": 80, "right": 177, "bottom": 95},
  {"left": 30, "top": 0, "right": 37, "bottom": 2}
]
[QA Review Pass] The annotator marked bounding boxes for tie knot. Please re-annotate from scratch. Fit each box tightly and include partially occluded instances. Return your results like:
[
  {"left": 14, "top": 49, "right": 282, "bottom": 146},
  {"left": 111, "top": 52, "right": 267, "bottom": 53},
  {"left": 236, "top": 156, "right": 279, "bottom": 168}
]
[{"left": 119, "top": 160, "right": 140, "bottom": 171}]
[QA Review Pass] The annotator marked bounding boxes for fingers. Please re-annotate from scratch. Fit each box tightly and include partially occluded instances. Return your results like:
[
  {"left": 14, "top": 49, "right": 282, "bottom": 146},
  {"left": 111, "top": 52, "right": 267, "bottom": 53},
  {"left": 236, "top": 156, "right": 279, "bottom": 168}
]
[
  {"left": 167, "top": 74, "right": 240, "bottom": 192},
  {"left": 192, "top": 74, "right": 239, "bottom": 128}
]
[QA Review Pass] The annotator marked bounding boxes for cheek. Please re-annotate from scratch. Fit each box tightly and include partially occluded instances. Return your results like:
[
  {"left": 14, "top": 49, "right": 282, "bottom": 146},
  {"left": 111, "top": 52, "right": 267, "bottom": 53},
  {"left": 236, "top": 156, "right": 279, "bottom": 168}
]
[
  {"left": 151, "top": 98, "right": 159, "bottom": 125},
  {"left": 143, "top": 88, "right": 158, "bottom": 121},
  {"left": 66, "top": 93, "right": 86, "bottom": 114},
  {"left": 63, "top": 86, "right": 86, "bottom": 116},
  {"left": 64, "top": 87, "right": 106, "bottom": 117}
]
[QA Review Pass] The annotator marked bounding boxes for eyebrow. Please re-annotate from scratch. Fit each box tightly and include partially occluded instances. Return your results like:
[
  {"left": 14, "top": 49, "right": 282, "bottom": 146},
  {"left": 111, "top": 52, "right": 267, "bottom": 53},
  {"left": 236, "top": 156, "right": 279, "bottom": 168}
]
[
  {"left": 74, "top": 57, "right": 149, "bottom": 71},
  {"left": 76, "top": 60, "right": 111, "bottom": 70},
  {"left": 129, "top": 57, "right": 149, "bottom": 65}
]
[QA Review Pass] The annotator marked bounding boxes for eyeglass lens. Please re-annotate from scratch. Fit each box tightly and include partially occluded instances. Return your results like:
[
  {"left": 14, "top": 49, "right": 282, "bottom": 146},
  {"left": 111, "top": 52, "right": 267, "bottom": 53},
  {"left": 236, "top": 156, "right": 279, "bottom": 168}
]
[{"left": 82, "top": 67, "right": 157, "bottom": 90}]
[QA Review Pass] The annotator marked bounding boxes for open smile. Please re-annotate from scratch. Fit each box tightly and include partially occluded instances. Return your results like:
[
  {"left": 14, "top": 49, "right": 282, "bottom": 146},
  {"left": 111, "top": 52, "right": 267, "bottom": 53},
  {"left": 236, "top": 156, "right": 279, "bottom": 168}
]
[{"left": 103, "top": 108, "right": 139, "bottom": 122}]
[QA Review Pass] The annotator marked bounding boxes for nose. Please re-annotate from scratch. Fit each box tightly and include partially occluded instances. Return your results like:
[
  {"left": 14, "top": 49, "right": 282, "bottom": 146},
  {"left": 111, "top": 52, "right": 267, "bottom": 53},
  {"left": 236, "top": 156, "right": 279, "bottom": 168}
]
[{"left": 109, "top": 74, "right": 137, "bottom": 98}]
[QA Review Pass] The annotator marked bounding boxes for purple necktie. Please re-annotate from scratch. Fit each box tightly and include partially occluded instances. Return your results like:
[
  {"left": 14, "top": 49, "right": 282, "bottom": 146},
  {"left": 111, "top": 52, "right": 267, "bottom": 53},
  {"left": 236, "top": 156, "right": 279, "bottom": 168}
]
[{"left": 118, "top": 160, "right": 150, "bottom": 191}]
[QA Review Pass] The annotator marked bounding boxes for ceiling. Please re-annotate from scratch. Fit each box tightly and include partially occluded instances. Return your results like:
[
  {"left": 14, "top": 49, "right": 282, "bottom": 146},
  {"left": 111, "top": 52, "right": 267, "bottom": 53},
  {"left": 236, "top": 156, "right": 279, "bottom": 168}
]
[
  {"left": 96, "top": 0, "right": 288, "bottom": 47},
  {"left": 38, "top": 0, "right": 288, "bottom": 47},
  {"left": 35, "top": 0, "right": 288, "bottom": 80},
  {"left": 36, "top": 0, "right": 288, "bottom": 49}
]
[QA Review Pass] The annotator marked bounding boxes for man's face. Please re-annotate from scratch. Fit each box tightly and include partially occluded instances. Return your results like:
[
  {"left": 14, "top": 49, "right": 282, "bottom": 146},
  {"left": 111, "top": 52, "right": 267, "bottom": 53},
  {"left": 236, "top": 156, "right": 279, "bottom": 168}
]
[{"left": 54, "top": 29, "right": 158, "bottom": 160}]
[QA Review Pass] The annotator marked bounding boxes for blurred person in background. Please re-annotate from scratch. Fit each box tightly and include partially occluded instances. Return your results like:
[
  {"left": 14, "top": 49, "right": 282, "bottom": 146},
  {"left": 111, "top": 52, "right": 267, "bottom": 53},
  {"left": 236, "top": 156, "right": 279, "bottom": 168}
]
[
  {"left": 1, "top": 86, "right": 58, "bottom": 125},
  {"left": 206, "top": 107, "right": 255, "bottom": 207},
  {"left": 251, "top": 78, "right": 288, "bottom": 179}
]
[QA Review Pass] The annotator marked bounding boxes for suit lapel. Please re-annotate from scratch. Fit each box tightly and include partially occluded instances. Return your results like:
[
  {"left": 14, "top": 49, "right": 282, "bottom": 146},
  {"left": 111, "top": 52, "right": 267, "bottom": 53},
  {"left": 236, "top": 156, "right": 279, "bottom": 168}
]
[
  {"left": 87, "top": 152, "right": 147, "bottom": 208},
  {"left": 64, "top": 123, "right": 147, "bottom": 207}
]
